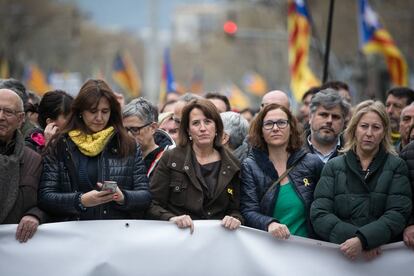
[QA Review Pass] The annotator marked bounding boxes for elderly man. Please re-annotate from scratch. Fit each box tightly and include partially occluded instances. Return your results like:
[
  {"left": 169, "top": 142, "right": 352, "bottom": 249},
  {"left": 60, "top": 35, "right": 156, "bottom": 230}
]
[
  {"left": 305, "top": 88, "right": 351, "bottom": 163},
  {"left": 0, "top": 78, "right": 35, "bottom": 137},
  {"left": 261, "top": 90, "right": 290, "bottom": 110},
  {"left": 385, "top": 87, "right": 414, "bottom": 145},
  {"left": 397, "top": 103, "right": 414, "bottom": 152},
  {"left": 0, "top": 89, "right": 45, "bottom": 242}
]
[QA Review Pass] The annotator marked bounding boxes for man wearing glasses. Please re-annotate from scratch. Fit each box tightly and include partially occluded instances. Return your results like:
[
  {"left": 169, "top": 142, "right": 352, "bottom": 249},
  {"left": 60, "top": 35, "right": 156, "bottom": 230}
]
[
  {"left": 0, "top": 89, "right": 45, "bottom": 242},
  {"left": 305, "top": 88, "right": 351, "bottom": 163}
]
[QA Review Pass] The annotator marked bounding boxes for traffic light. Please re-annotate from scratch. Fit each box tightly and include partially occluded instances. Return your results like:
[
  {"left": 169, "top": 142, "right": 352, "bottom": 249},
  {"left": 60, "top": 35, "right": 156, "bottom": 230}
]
[{"left": 223, "top": 20, "right": 238, "bottom": 37}]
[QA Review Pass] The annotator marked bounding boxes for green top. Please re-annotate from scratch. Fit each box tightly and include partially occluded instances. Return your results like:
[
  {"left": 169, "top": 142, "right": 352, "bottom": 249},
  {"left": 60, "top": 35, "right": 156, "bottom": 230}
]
[{"left": 273, "top": 182, "right": 307, "bottom": 237}]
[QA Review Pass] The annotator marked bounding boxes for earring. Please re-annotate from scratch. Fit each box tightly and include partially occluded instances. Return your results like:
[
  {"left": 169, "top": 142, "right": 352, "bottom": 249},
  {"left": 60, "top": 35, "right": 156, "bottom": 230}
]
[
  {"left": 79, "top": 114, "right": 82, "bottom": 119},
  {"left": 189, "top": 136, "right": 192, "bottom": 141},
  {"left": 215, "top": 133, "right": 218, "bottom": 136}
]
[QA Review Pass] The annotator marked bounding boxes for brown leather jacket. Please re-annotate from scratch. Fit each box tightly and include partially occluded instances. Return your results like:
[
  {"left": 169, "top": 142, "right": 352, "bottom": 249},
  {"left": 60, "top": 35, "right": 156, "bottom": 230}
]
[{"left": 147, "top": 144, "right": 243, "bottom": 223}]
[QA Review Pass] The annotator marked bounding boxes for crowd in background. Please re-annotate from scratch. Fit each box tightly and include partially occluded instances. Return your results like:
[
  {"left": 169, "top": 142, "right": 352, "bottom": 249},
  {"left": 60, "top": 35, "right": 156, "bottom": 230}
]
[{"left": 1, "top": 77, "right": 414, "bottom": 261}]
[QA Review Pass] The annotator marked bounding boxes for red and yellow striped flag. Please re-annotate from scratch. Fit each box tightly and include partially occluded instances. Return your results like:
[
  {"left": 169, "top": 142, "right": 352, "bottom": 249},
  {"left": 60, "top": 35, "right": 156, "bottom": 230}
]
[{"left": 288, "top": 0, "right": 321, "bottom": 101}]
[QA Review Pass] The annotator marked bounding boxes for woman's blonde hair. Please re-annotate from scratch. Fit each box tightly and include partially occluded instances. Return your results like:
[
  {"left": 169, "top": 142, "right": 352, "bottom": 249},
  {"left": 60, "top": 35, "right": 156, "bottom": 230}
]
[{"left": 342, "top": 100, "right": 396, "bottom": 155}]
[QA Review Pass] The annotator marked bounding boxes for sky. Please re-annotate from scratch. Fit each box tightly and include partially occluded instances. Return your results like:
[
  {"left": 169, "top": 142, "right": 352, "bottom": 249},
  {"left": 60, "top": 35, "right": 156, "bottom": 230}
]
[{"left": 64, "top": 0, "right": 219, "bottom": 33}]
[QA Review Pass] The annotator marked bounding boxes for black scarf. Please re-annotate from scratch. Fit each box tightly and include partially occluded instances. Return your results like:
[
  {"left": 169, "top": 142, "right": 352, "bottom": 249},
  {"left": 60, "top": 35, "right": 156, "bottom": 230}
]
[{"left": 0, "top": 131, "right": 24, "bottom": 223}]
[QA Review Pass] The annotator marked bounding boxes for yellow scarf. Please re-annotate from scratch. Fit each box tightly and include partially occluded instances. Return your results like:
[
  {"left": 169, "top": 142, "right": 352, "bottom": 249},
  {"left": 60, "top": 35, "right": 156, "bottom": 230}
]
[{"left": 68, "top": 126, "right": 115, "bottom": 157}]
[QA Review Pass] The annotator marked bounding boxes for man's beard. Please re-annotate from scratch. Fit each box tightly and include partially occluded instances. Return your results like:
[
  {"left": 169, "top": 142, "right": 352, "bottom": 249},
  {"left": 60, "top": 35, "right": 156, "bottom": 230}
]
[{"left": 312, "top": 127, "right": 338, "bottom": 145}]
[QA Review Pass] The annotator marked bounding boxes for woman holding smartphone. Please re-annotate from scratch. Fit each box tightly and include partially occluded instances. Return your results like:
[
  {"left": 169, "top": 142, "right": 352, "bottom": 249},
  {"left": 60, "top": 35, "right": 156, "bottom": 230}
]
[{"left": 39, "top": 79, "right": 151, "bottom": 221}]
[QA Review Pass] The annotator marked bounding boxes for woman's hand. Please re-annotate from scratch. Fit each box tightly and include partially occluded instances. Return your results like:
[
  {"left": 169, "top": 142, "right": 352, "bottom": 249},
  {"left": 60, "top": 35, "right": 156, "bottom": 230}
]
[
  {"left": 44, "top": 122, "right": 59, "bottom": 145},
  {"left": 221, "top": 215, "right": 241, "bottom": 230},
  {"left": 340, "top": 237, "right": 363, "bottom": 260},
  {"left": 268, "top": 222, "right": 290, "bottom": 239},
  {"left": 112, "top": 186, "right": 125, "bottom": 205},
  {"left": 81, "top": 183, "right": 116, "bottom": 207},
  {"left": 169, "top": 215, "right": 194, "bottom": 234},
  {"left": 362, "top": 247, "right": 381, "bottom": 260},
  {"left": 403, "top": 225, "right": 414, "bottom": 249}
]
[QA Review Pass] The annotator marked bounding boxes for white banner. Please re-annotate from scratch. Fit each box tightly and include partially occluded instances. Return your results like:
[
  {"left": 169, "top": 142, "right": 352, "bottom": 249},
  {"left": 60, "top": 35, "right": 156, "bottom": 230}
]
[{"left": 0, "top": 220, "right": 412, "bottom": 276}]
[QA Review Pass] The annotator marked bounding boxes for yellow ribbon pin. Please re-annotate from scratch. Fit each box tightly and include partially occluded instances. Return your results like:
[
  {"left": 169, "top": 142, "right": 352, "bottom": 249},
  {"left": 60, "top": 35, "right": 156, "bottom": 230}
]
[
  {"left": 227, "top": 188, "right": 233, "bottom": 195},
  {"left": 303, "top": 178, "right": 310, "bottom": 186}
]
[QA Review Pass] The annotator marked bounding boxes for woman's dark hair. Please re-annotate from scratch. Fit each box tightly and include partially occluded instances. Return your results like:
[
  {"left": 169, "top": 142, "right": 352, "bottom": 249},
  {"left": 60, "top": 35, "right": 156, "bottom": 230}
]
[
  {"left": 178, "top": 98, "right": 223, "bottom": 148},
  {"left": 49, "top": 79, "right": 135, "bottom": 157},
  {"left": 249, "top": 103, "right": 302, "bottom": 152},
  {"left": 37, "top": 90, "right": 73, "bottom": 129}
]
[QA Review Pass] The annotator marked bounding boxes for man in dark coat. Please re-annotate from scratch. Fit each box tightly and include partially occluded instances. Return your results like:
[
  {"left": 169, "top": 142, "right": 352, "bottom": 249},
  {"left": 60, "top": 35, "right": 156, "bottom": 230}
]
[
  {"left": 0, "top": 88, "right": 45, "bottom": 242},
  {"left": 399, "top": 141, "right": 414, "bottom": 248}
]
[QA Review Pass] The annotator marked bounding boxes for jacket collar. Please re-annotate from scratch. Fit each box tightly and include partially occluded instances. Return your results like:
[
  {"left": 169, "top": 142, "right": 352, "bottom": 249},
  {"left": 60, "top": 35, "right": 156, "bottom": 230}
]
[
  {"left": 170, "top": 144, "right": 240, "bottom": 196},
  {"left": 251, "top": 147, "right": 307, "bottom": 179},
  {"left": 344, "top": 146, "right": 387, "bottom": 179}
]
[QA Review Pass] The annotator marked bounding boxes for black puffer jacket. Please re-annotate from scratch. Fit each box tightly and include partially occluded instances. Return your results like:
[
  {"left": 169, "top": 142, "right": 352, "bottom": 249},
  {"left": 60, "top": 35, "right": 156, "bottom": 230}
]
[
  {"left": 399, "top": 141, "right": 414, "bottom": 225},
  {"left": 39, "top": 133, "right": 151, "bottom": 221},
  {"left": 240, "top": 147, "right": 324, "bottom": 234}
]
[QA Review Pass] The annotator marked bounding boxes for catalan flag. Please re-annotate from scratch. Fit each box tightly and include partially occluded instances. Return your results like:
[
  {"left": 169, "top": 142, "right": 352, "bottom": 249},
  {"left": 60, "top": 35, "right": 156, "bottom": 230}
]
[
  {"left": 288, "top": 0, "right": 321, "bottom": 102},
  {"left": 23, "top": 64, "right": 51, "bottom": 96},
  {"left": 242, "top": 71, "right": 268, "bottom": 97},
  {"left": 358, "top": 0, "right": 408, "bottom": 86},
  {"left": 159, "top": 48, "right": 177, "bottom": 103},
  {"left": 112, "top": 51, "right": 141, "bottom": 98}
]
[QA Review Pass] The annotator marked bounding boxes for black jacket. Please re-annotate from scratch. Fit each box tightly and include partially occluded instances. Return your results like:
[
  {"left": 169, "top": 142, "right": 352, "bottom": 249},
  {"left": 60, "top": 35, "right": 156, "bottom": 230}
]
[
  {"left": 399, "top": 141, "right": 414, "bottom": 225},
  {"left": 240, "top": 147, "right": 324, "bottom": 235},
  {"left": 39, "top": 133, "right": 151, "bottom": 221}
]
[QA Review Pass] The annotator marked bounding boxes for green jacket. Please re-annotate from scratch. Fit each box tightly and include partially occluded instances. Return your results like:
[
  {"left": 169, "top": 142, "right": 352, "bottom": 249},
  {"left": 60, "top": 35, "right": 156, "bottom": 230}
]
[{"left": 310, "top": 148, "right": 412, "bottom": 249}]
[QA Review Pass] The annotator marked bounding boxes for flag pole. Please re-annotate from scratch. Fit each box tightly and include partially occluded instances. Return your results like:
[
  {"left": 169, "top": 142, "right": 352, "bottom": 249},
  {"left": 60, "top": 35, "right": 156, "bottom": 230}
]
[{"left": 322, "top": 0, "right": 335, "bottom": 83}]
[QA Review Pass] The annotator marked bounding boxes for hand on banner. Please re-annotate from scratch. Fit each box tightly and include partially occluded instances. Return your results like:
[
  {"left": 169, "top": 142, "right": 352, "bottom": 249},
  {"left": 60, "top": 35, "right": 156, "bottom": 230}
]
[
  {"left": 170, "top": 215, "right": 194, "bottom": 234},
  {"left": 403, "top": 225, "right": 414, "bottom": 249},
  {"left": 340, "top": 237, "right": 362, "bottom": 260},
  {"left": 362, "top": 247, "right": 381, "bottom": 260},
  {"left": 268, "top": 222, "right": 290, "bottom": 239},
  {"left": 16, "top": 215, "right": 39, "bottom": 243},
  {"left": 221, "top": 216, "right": 241, "bottom": 230}
]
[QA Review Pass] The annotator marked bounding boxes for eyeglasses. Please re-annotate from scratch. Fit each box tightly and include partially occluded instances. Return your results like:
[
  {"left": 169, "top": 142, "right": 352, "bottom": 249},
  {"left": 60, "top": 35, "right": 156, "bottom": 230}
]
[
  {"left": 0, "top": 107, "right": 23, "bottom": 118},
  {"left": 125, "top": 122, "right": 152, "bottom": 135},
  {"left": 263, "top": 119, "right": 289, "bottom": 130}
]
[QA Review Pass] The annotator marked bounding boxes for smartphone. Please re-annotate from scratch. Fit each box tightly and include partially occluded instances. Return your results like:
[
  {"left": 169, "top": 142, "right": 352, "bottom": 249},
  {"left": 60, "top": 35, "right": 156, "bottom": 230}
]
[{"left": 102, "top": 181, "right": 117, "bottom": 193}]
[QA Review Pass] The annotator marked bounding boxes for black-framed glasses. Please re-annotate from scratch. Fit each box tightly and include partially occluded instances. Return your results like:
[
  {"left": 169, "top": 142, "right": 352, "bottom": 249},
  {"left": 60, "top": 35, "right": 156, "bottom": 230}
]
[
  {"left": 125, "top": 122, "right": 152, "bottom": 135},
  {"left": 263, "top": 119, "right": 289, "bottom": 130},
  {"left": 0, "top": 107, "right": 23, "bottom": 118}
]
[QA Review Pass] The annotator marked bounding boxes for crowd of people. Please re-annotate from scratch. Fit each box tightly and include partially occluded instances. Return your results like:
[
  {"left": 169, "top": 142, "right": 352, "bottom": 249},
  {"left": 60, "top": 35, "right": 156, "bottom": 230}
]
[{"left": 1, "top": 77, "right": 413, "bottom": 261}]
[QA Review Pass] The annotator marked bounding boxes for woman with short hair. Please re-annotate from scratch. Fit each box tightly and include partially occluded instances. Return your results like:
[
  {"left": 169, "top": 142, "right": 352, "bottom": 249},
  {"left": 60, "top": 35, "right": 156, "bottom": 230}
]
[{"left": 123, "top": 97, "right": 175, "bottom": 179}]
